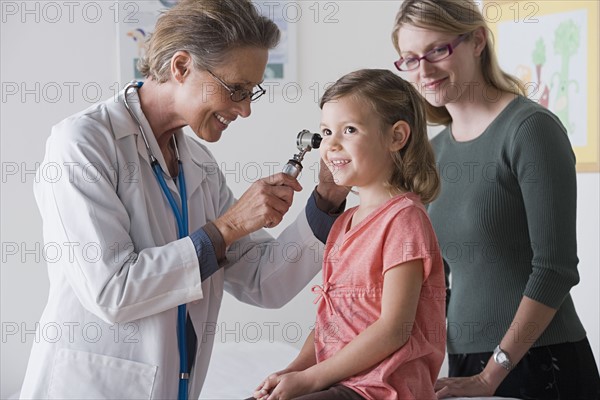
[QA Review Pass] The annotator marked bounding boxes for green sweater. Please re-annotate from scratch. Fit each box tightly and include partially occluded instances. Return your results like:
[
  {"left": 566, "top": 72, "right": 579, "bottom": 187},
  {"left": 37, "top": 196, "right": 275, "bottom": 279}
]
[{"left": 428, "top": 96, "right": 586, "bottom": 354}]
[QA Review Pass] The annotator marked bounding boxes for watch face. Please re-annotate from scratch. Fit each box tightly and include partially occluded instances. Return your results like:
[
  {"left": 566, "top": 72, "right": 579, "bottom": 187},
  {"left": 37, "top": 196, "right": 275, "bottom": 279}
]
[
  {"left": 494, "top": 346, "right": 513, "bottom": 370},
  {"left": 497, "top": 352, "right": 507, "bottom": 363}
]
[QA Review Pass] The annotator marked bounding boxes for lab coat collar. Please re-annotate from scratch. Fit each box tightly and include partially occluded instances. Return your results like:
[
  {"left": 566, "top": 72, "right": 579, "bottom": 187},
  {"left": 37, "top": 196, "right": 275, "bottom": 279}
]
[{"left": 111, "top": 88, "right": 142, "bottom": 140}]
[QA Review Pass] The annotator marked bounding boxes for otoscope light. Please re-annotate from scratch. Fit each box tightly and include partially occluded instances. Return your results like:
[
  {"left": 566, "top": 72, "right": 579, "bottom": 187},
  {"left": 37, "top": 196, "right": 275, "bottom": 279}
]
[{"left": 296, "top": 129, "right": 322, "bottom": 151}]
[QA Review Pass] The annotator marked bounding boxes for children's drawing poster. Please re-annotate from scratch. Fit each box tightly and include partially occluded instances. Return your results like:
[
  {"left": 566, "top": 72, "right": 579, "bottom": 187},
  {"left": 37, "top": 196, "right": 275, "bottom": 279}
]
[
  {"left": 488, "top": 1, "right": 599, "bottom": 171},
  {"left": 117, "top": 1, "right": 169, "bottom": 84}
]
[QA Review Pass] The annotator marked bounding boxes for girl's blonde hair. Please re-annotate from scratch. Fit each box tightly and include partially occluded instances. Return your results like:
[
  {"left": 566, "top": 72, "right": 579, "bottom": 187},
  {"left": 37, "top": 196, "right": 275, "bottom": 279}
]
[
  {"left": 138, "top": 0, "right": 280, "bottom": 83},
  {"left": 320, "top": 69, "right": 440, "bottom": 204},
  {"left": 391, "top": 0, "right": 526, "bottom": 125}
]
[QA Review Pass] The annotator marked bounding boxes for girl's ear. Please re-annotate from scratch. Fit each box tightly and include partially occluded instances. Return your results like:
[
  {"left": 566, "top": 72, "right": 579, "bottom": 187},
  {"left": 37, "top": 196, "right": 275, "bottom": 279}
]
[
  {"left": 390, "top": 120, "right": 411, "bottom": 152},
  {"left": 171, "top": 51, "right": 193, "bottom": 84}
]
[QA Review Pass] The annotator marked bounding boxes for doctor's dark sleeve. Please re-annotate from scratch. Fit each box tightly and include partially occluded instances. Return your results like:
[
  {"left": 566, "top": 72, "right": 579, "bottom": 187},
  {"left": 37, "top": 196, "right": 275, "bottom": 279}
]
[
  {"left": 305, "top": 188, "right": 346, "bottom": 244},
  {"left": 189, "top": 221, "right": 226, "bottom": 281}
]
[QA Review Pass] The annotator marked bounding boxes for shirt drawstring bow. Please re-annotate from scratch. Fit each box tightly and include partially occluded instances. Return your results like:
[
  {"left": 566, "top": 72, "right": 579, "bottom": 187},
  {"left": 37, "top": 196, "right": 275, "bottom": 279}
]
[{"left": 312, "top": 282, "right": 337, "bottom": 315}]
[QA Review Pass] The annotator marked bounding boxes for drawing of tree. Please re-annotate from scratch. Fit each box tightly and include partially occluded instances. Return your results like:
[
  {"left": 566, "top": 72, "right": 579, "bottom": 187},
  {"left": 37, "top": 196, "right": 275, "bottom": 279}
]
[
  {"left": 533, "top": 38, "right": 546, "bottom": 83},
  {"left": 532, "top": 38, "right": 550, "bottom": 108},
  {"left": 552, "top": 20, "right": 580, "bottom": 132}
]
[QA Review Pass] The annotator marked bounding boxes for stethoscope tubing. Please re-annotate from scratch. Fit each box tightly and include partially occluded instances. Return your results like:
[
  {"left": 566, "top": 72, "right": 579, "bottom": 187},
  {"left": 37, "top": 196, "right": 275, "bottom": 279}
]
[{"left": 124, "top": 81, "right": 190, "bottom": 400}]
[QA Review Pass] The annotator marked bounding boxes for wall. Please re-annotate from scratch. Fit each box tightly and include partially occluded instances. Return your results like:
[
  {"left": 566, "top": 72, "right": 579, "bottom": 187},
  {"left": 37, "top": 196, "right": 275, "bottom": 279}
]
[{"left": 1, "top": 1, "right": 598, "bottom": 398}]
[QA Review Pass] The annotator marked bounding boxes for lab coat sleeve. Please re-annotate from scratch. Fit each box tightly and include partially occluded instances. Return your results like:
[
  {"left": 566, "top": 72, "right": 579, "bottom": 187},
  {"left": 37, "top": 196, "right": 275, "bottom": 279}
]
[
  {"left": 34, "top": 115, "right": 202, "bottom": 324},
  {"left": 217, "top": 170, "right": 324, "bottom": 309}
]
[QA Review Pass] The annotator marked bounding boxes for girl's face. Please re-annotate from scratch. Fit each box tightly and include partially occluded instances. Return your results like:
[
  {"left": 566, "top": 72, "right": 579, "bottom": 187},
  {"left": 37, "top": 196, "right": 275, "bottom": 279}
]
[
  {"left": 175, "top": 47, "right": 268, "bottom": 143},
  {"left": 319, "top": 96, "right": 396, "bottom": 192},
  {"left": 395, "top": 25, "right": 483, "bottom": 108}
]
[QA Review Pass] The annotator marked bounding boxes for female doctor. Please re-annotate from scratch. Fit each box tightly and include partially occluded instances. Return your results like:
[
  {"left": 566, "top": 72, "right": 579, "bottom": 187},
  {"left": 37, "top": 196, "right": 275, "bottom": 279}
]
[{"left": 19, "top": 0, "right": 348, "bottom": 398}]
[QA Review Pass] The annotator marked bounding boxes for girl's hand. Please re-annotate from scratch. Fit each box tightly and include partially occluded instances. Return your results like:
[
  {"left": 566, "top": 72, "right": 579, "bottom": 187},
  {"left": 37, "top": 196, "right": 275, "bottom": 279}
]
[
  {"left": 262, "top": 370, "right": 319, "bottom": 400},
  {"left": 434, "top": 374, "right": 496, "bottom": 399},
  {"left": 253, "top": 369, "right": 291, "bottom": 400}
]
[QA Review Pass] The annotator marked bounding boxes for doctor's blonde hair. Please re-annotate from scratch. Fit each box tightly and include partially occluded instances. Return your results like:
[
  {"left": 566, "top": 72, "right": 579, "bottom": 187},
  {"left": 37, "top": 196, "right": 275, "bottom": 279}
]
[
  {"left": 138, "top": 0, "right": 280, "bottom": 83},
  {"left": 320, "top": 69, "right": 440, "bottom": 204},
  {"left": 391, "top": 0, "right": 526, "bottom": 125}
]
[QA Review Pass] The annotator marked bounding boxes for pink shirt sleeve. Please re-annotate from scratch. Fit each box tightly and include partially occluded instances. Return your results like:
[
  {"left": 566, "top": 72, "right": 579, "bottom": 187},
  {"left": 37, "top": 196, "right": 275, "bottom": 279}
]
[{"left": 381, "top": 206, "right": 439, "bottom": 281}]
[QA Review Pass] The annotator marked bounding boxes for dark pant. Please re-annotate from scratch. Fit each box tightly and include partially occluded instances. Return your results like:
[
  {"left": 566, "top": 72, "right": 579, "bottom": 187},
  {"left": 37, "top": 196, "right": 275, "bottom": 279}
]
[
  {"left": 449, "top": 337, "right": 600, "bottom": 399},
  {"left": 245, "top": 385, "right": 364, "bottom": 400}
]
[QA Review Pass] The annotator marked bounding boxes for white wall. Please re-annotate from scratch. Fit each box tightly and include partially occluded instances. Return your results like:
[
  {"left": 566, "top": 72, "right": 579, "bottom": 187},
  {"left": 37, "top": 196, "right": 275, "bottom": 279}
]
[{"left": 1, "top": 1, "right": 598, "bottom": 398}]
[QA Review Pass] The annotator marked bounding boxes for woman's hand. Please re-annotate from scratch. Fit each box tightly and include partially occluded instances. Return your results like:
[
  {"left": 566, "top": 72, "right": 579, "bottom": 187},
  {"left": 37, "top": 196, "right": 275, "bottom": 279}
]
[
  {"left": 434, "top": 374, "right": 497, "bottom": 399},
  {"left": 316, "top": 159, "right": 350, "bottom": 210},
  {"left": 214, "top": 173, "right": 302, "bottom": 246}
]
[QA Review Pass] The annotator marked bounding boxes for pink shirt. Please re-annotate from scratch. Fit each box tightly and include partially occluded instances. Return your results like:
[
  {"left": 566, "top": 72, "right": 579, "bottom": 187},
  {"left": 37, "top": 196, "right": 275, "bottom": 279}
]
[{"left": 313, "top": 193, "right": 446, "bottom": 400}]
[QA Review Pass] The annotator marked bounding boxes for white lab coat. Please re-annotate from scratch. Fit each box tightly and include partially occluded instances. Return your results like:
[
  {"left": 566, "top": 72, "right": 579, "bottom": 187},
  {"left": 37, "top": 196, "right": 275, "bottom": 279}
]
[{"left": 19, "top": 89, "right": 323, "bottom": 399}]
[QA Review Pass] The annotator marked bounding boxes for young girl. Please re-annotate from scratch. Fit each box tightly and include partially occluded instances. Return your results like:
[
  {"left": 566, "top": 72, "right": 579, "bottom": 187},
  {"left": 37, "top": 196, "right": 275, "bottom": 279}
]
[{"left": 252, "top": 69, "right": 446, "bottom": 400}]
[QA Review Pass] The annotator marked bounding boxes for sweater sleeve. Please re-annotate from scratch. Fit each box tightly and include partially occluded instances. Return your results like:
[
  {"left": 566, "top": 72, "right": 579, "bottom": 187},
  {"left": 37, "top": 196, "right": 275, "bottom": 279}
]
[
  {"left": 511, "top": 111, "right": 579, "bottom": 308},
  {"left": 305, "top": 188, "right": 346, "bottom": 244}
]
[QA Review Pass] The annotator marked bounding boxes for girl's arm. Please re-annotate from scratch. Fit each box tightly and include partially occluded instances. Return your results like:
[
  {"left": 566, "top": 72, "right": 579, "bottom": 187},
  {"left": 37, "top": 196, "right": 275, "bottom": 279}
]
[
  {"left": 286, "top": 329, "right": 317, "bottom": 371},
  {"left": 265, "top": 259, "right": 424, "bottom": 399}
]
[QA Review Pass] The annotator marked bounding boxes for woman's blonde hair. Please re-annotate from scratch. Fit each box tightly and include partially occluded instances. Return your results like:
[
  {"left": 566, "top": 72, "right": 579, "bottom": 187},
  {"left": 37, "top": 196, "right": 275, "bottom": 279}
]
[
  {"left": 138, "top": 0, "right": 280, "bottom": 83},
  {"left": 320, "top": 69, "right": 440, "bottom": 204},
  {"left": 391, "top": 0, "right": 526, "bottom": 125}
]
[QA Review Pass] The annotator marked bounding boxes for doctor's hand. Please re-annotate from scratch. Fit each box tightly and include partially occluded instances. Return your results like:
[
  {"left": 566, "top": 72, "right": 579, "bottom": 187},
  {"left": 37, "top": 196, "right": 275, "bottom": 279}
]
[
  {"left": 214, "top": 173, "right": 302, "bottom": 246},
  {"left": 316, "top": 159, "right": 350, "bottom": 211}
]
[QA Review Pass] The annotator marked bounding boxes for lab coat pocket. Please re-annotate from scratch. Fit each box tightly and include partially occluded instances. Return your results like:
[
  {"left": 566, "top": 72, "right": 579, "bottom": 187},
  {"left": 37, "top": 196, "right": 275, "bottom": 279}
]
[{"left": 48, "top": 348, "right": 157, "bottom": 399}]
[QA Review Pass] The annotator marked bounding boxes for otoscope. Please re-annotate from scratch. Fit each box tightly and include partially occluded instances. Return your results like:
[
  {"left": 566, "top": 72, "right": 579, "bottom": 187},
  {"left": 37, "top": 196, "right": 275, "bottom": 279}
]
[{"left": 282, "top": 130, "right": 322, "bottom": 178}]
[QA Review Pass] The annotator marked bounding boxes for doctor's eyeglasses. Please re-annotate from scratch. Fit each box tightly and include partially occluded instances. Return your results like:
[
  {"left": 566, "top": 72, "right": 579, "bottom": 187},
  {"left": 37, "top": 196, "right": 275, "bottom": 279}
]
[
  {"left": 207, "top": 70, "right": 266, "bottom": 102},
  {"left": 394, "top": 34, "right": 468, "bottom": 72}
]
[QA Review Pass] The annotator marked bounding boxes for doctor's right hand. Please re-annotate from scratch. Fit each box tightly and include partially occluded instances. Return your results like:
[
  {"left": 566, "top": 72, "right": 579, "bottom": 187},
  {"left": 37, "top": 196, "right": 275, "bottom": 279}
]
[{"left": 213, "top": 173, "right": 302, "bottom": 247}]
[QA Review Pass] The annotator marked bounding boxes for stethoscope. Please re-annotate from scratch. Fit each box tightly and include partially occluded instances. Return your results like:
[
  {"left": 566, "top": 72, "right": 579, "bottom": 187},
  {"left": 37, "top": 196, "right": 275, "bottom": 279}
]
[{"left": 123, "top": 81, "right": 190, "bottom": 400}]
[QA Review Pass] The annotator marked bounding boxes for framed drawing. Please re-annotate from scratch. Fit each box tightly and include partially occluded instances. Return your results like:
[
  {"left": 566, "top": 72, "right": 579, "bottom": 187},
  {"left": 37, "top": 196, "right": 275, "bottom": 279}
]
[
  {"left": 486, "top": 0, "right": 599, "bottom": 172},
  {"left": 117, "top": 0, "right": 297, "bottom": 86},
  {"left": 116, "top": 1, "right": 170, "bottom": 84},
  {"left": 253, "top": 1, "right": 298, "bottom": 84}
]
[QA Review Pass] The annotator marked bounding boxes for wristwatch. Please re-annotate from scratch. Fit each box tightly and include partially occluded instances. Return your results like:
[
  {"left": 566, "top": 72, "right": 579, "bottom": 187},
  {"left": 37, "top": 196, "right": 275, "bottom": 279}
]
[{"left": 493, "top": 345, "right": 514, "bottom": 371}]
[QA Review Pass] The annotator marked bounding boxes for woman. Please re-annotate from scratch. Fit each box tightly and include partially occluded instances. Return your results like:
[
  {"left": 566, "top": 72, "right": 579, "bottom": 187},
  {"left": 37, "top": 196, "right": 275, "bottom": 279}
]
[
  {"left": 19, "top": 0, "right": 347, "bottom": 398},
  {"left": 392, "top": 0, "right": 600, "bottom": 398}
]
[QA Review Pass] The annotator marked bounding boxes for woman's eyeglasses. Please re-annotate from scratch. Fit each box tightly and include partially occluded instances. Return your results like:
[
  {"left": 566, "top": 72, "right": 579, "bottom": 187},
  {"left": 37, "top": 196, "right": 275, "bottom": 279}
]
[
  {"left": 394, "top": 34, "right": 468, "bottom": 72},
  {"left": 207, "top": 70, "right": 266, "bottom": 102}
]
